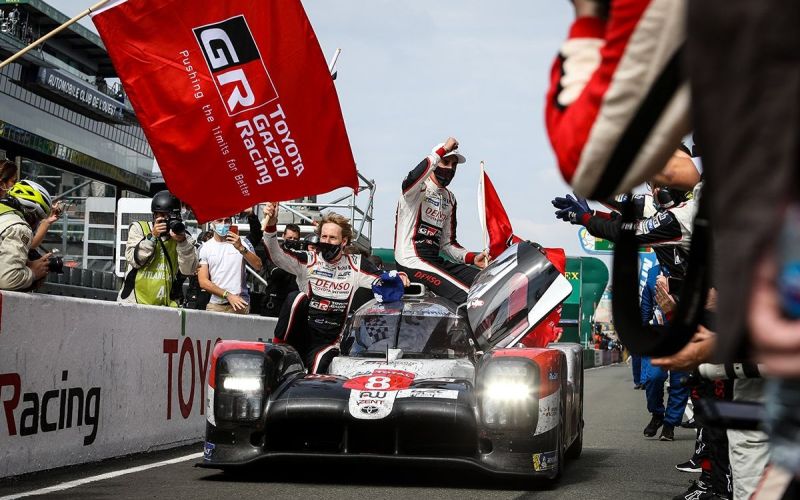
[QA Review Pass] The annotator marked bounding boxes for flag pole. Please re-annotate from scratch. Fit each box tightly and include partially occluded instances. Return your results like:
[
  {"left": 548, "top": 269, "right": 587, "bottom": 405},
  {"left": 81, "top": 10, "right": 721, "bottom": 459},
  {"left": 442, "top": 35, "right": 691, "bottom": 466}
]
[
  {"left": 0, "top": 0, "right": 112, "bottom": 70},
  {"left": 479, "top": 160, "right": 489, "bottom": 255},
  {"left": 327, "top": 48, "right": 342, "bottom": 76}
]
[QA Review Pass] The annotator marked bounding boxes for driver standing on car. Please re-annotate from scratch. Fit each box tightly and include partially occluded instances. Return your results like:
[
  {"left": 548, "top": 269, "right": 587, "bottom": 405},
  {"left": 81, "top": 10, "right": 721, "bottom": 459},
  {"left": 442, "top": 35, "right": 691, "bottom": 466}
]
[
  {"left": 262, "top": 202, "right": 410, "bottom": 373},
  {"left": 394, "top": 137, "right": 489, "bottom": 305}
]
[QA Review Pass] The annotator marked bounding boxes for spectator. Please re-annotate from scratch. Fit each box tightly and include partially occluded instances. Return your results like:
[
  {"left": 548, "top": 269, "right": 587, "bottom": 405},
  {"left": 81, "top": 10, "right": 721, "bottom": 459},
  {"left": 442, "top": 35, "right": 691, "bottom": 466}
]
[
  {"left": 638, "top": 264, "right": 690, "bottom": 443},
  {"left": 185, "top": 230, "right": 215, "bottom": 310},
  {"left": 0, "top": 180, "right": 53, "bottom": 291},
  {"left": 394, "top": 136, "right": 488, "bottom": 303},
  {"left": 261, "top": 223, "right": 301, "bottom": 317},
  {"left": 262, "top": 202, "right": 409, "bottom": 373},
  {"left": 0, "top": 159, "right": 17, "bottom": 197},
  {"left": 304, "top": 232, "right": 319, "bottom": 253},
  {"left": 197, "top": 216, "right": 262, "bottom": 314},
  {"left": 118, "top": 190, "right": 197, "bottom": 306}
]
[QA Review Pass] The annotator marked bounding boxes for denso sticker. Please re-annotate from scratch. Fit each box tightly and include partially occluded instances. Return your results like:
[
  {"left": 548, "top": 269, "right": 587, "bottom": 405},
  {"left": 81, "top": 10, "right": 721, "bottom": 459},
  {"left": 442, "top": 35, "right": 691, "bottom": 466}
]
[
  {"left": 397, "top": 388, "right": 458, "bottom": 400},
  {"left": 532, "top": 451, "right": 557, "bottom": 471}
]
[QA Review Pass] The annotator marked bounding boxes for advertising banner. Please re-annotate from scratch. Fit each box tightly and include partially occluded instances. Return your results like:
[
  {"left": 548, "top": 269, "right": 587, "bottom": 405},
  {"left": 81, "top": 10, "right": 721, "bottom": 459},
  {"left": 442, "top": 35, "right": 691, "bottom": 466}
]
[
  {"left": 0, "top": 291, "right": 277, "bottom": 477},
  {"left": 91, "top": 0, "right": 358, "bottom": 222}
]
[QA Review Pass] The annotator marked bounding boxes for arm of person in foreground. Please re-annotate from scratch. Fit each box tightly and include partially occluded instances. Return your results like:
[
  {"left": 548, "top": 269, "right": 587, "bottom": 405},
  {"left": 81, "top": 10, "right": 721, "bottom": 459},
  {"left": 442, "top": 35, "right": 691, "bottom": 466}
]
[{"left": 748, "top": 254, "right": 800, "bottom": 376}]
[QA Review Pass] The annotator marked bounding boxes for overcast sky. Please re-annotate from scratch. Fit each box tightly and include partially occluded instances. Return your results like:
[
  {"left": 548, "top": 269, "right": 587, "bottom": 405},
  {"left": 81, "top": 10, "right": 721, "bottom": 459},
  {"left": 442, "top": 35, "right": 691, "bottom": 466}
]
[{"left": 49, "top": 0, "right": 591, "bottom": 256}]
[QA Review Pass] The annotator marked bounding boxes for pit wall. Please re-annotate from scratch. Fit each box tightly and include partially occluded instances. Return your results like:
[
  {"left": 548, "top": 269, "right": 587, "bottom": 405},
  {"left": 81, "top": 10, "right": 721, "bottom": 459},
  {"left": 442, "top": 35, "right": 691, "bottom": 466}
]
[{"left": 0, "top": 291, "right": 277, "bottom": 478}]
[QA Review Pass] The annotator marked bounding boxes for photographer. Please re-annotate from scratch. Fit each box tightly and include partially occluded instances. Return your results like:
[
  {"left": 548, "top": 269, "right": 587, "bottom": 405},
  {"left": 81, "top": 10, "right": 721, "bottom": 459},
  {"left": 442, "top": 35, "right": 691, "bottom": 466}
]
[
  {"left": 0, "top": 180, "right": 53, "bottom": 291},
  {"left": 118, "top": 190, "right": 197, "bottom": 307}
]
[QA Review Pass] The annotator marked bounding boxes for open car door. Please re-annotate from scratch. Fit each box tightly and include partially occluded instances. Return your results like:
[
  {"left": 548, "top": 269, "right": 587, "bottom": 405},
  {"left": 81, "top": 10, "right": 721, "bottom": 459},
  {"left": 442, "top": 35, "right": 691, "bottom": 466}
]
[{"left": 466, "top": 241, "right": 572, "bottom": 350}]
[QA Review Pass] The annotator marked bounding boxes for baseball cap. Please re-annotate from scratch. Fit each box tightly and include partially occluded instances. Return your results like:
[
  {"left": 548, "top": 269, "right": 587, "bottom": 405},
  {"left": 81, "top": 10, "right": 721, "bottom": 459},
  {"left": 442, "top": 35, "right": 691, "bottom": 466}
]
[{"left": 432, "top": 143, "right": 466, "bottom": 164}]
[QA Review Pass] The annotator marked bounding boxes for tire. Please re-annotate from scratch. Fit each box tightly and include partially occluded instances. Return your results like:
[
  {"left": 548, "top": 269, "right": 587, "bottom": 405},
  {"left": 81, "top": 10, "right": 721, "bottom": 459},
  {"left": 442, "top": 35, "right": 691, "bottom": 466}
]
[
  {"left": 553, "top": 380, "right": 567, "bottom": 481},
  {"left": 566, "top": 360, "right": 584, "bottom": 459}
]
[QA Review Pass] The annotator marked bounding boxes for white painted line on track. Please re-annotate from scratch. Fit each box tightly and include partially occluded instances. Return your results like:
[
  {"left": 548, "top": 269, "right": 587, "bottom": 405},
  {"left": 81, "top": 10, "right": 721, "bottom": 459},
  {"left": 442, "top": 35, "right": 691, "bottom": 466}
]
[{"left": 0, "top": 452, "right": 203, "bottom": 499}]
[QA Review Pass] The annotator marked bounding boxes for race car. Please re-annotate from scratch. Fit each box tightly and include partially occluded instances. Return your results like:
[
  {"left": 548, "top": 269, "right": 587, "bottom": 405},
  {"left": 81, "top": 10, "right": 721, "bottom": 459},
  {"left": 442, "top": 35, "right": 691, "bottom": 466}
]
[{"left": 200, "top": 242, "right": 584, "bottom": 481}]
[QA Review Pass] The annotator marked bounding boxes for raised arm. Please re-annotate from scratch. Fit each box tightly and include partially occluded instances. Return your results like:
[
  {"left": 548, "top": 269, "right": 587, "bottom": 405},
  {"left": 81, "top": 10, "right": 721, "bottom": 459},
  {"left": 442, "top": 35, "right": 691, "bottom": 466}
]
[{"left": 261, "top": 202, "right": 309, "bottom": 279}]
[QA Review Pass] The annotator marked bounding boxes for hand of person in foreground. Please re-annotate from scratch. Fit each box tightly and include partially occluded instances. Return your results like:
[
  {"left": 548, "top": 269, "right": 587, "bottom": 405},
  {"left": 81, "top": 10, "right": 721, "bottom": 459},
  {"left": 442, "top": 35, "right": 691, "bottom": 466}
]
[
  {"left": 749, "top": 254, "right": 800, "bottom": 376},
  {"left": 651, "top": 326, "right": 716, "bottom": 371}
]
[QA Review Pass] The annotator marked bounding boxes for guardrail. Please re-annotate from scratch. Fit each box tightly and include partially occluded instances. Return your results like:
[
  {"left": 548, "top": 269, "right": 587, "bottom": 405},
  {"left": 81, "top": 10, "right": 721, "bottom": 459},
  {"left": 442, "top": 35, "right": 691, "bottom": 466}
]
[{"left": 0, "top": 291, "right": 277, "bottom": 478}]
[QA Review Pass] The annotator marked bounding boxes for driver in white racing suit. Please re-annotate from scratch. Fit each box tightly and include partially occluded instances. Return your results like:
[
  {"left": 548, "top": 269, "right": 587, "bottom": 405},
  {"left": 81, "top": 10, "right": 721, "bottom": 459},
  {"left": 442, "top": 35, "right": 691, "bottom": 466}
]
[
  {"left": 394, "top": 137, "right": 488, "bottom": 304},
  {"left": 263, "top": 203, "right": 409, "bottom": 373}
]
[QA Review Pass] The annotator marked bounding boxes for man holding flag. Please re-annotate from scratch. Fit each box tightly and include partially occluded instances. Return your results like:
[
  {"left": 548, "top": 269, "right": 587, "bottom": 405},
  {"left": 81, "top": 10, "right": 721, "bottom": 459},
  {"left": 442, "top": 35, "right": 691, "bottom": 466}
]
[{"left": 394, "top": 137, "right": 488, "bottom": 304}]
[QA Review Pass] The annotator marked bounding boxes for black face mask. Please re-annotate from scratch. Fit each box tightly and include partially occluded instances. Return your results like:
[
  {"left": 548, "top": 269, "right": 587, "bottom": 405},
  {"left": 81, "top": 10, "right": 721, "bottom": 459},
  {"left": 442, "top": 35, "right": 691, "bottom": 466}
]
[
  {"left": 317, "top": 241, "right": 343, "bottom": 261},
  {"left": 434, "top": 167, "right": 455, "bottom": 187},
  {"left": 283, "top": 239, "right": 302, "bottom": 251}
]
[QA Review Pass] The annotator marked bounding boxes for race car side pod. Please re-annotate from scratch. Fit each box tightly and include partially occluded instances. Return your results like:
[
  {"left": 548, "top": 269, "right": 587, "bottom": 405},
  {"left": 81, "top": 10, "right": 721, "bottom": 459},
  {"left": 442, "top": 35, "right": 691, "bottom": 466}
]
[{"left": 611, "top": 186, "right": 710, "bottom": 357}]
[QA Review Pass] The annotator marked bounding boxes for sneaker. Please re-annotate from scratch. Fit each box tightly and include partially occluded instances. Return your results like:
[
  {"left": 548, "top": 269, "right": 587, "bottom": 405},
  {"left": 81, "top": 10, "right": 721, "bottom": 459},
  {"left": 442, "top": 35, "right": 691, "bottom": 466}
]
[
  {"left": 671, "top": 480, "right": 710, "bottom": 500},
  {"left": 675, "top": 458, "right": 702, "bottom": 473},
  {"left": 644, "top": 414, "right": 664, "bottom": 437},
  {"left": 660, "top": 424, "right": 675, "bottom": 441},
  {"left": 681, "top": 418, "right": 697, "bottom": 429},
  {"left": 634, "top": 383, "right": 643, "bottom": 390}
]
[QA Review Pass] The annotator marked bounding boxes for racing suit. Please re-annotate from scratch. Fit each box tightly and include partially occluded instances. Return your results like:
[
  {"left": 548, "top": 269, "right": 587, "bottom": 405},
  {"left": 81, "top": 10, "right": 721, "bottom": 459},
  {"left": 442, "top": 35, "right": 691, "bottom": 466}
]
[
  {"left": 394, "top": 147, "right": 480, "bottom": 304},
  {"left": 585, "top": 191, "right": 697, "bottom": 280},
  {"left": 545, "top": 0, "right": 690, "bottom": 198},
  {"left": 264, "top": 226, "right": 380, "bottom": 373}
]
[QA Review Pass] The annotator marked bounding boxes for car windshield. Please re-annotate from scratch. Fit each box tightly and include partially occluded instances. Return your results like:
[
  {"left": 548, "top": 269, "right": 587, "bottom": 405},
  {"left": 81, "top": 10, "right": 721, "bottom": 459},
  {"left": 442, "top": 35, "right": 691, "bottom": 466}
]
[{"left": 342, "top": 302, "right": 471, "bottom": 358}]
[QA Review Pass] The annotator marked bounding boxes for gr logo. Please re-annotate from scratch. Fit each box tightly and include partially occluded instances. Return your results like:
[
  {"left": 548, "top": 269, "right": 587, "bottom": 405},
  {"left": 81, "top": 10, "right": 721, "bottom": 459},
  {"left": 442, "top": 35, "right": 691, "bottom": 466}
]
[{"left": 193, "top": 15, "right": 278, "bottom": 116}]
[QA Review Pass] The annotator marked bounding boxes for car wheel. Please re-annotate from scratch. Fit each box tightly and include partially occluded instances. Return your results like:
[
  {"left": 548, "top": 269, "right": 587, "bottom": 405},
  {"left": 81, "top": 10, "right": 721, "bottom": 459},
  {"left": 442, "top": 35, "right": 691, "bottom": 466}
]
[
  {"left": 566, "top": 424, "right": 583, "bottom": 459},
  {"left": 553, "top": 385, "right": 566, "bottom": 481}
]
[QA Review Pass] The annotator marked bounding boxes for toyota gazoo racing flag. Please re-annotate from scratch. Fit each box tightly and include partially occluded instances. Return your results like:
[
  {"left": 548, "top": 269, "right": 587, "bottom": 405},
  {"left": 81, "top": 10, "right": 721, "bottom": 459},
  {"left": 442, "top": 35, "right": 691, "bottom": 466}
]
[
  {"left": 478, "top": 166, "right": 566, "bottom": 346},
  {"left": 91, "top": 0, "right": 358, "bottom": 222}
]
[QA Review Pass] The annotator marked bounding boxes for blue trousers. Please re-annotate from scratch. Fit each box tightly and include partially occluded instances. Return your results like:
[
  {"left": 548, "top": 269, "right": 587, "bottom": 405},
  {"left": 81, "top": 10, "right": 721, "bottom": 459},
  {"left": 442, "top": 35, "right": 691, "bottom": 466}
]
[
  {"left": 644, "top": 363, "right": 690, "bottom": 426},
  {"left": 631, "top": 354, "right": 642, "bottom": 385},
  {"left": 640, "top": 357, "right": 651, "bottom": 385}
]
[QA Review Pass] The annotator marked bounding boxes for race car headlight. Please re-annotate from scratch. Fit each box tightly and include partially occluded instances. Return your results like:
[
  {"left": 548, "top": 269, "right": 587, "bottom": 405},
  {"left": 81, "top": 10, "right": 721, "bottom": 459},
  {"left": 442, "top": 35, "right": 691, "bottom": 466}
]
[
  {"left": 479, "top": 359, "right": 539, "bottom": 429},
  {"left": 215, "top": 353, "right": 266, "bottom": 423}
]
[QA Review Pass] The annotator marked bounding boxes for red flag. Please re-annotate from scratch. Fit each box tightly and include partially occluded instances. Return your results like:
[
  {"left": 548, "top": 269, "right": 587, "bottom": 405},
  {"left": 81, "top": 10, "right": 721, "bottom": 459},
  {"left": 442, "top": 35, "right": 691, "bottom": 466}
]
[
  {"left": 91, "top": 0, "right": 357, "bottom": 222},
  {"left": 479, "top": 167, "right": 522, "bottom": 259},
  {"left": 479, "top": 167, "right": 568, "bottom": 348}
]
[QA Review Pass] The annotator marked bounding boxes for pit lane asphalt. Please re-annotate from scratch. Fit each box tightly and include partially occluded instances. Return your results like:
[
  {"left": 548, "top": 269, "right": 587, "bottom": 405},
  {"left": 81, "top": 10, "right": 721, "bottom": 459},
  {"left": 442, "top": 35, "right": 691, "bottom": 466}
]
[{"left": 0, "top": 364, "right": 701, "bottom": 499}]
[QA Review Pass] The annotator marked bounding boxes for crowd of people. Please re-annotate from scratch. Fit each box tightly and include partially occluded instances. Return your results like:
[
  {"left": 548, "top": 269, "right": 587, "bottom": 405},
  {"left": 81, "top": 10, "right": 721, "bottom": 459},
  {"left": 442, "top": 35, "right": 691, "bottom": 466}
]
[{"left": 0, "top": 136, "right": 485, "bottom": 377}]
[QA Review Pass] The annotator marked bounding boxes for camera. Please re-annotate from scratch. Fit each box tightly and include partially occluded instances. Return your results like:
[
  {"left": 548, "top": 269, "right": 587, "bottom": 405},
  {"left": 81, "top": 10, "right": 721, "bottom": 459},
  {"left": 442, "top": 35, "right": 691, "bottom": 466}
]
[
  {"left": 163, "top": 213, "right": 185, "bottom": 237},
  {"left": 28, "top": 248, "right": 64, "bottom": 274},
  {"left": 47, "top": 254, "right": 64, "bottom": 273}
]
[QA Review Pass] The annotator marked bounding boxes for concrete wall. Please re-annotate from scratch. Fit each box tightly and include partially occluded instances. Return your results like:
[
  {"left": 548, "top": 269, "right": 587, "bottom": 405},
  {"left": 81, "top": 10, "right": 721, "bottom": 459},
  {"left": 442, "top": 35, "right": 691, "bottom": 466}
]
[{"left": 0, "top": 291, "right": 277, "bottom": 478}]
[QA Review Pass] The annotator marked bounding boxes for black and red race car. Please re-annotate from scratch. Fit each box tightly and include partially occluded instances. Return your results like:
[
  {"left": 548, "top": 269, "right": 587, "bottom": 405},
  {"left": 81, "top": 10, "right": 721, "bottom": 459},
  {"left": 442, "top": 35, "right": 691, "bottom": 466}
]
[{"left": 200, "top": 242, "right": 584, "bottom": 481}]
